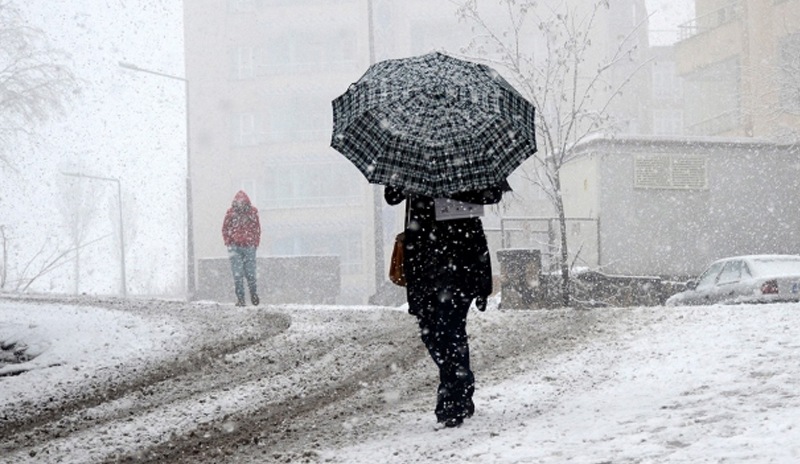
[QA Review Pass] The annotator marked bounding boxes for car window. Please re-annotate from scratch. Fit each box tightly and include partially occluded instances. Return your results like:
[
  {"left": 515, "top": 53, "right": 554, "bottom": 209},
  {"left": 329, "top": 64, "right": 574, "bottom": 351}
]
[
  {"left": 696, "top": 261, "right": 724, "bottom": 289},
  {"left": 741, "top": 262, "right": 753, "bottom": 279},
  {"left": 717, "top": 260, "right": 743, "bottom": 285}
]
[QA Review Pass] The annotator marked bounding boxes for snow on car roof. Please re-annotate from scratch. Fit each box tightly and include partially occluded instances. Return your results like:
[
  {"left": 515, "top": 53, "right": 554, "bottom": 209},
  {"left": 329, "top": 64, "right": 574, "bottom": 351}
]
[
  {"left": 708, "top": 255, "right": 800, "bottom": 277},
  {"left": 714, "top": 254, "right": 800, "bottom": 263}
]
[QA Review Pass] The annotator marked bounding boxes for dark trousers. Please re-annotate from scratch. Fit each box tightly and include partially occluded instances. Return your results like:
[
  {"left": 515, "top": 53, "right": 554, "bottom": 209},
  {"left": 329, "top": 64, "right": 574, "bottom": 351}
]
[{"left": 416, "top": 293, "right": 475, "bottom": 421}]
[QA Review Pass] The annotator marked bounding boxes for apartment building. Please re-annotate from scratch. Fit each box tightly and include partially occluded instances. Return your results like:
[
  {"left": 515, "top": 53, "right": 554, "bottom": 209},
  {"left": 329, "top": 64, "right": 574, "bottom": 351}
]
[
  {"left": 184, "top": 0, "right": 375, "bottom": 303},
  {"left": 675, "top": 0, "right": 800, "bottom": 137},
  {"left": 650, "top": 46, "right": 685, "bottom": 135}
]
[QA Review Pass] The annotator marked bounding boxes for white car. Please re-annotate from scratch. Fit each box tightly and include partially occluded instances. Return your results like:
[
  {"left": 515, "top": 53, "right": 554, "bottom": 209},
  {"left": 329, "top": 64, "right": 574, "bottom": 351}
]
[{"left": 666, "top": 255, "right": 800, "bottom": 306}]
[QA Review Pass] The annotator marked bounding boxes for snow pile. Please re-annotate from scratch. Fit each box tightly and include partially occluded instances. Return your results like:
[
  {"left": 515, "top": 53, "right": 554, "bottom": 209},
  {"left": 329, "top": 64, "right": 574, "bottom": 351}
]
[{"left": 0, "top": 301, "right": 183, "bottom": 403}]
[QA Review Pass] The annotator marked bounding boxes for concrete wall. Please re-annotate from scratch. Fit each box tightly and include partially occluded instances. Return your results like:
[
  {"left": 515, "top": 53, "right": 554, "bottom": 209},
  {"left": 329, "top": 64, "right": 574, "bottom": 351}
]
[
  {"left": 197, "top": 255, "right": 340, "bottom": 305},
  {"left": 562, "top": 136, "right": 800, "bottom": 278}
]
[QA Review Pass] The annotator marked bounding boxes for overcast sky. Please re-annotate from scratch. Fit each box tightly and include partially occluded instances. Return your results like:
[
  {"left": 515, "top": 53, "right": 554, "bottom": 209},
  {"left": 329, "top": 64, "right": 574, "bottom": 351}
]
[{"left": 647, "top": 0, "right": 695, "bottom": 44}]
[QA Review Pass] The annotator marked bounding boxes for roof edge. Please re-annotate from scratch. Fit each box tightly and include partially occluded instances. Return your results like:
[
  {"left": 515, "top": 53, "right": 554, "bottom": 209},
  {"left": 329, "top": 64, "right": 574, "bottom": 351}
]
[{"left": 570, "top": 133, "right": 799, "bottom": 153}]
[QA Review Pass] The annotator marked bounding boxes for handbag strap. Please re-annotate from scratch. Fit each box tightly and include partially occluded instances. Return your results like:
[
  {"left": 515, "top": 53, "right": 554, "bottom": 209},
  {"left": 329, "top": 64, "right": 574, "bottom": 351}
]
[{"left": 404, "top": 198, "right": 410, "bottom": 229}]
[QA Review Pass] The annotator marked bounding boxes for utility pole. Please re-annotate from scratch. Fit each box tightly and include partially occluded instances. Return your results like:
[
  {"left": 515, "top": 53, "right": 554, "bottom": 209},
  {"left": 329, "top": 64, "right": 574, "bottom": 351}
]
[
  {"left": 367, "top": 0, "right": 386, "bottom": 295},
  {"left": 118, "top": 61, "right": 195, "bottom": 301}
]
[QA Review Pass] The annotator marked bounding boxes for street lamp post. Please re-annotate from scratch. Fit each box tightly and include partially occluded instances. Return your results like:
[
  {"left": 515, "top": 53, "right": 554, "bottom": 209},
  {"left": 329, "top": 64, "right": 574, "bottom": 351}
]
[
  {"left": 61, "top": 172, "right": 127, "bottom": 298},
  {"left": 118, "top": 61, "right": 196, "bottom": 301}
]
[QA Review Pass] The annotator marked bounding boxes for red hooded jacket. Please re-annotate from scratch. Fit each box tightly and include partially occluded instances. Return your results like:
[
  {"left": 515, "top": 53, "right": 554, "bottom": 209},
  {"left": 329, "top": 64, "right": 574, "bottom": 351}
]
[{"left": 222, "top": 190, "right": 261, "bottom": 248}]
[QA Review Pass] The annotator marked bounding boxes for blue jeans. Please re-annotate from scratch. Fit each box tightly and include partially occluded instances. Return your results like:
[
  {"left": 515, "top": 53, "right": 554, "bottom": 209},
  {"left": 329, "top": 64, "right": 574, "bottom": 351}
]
[{"left": 228, "top": 246, "right": 257, "bottom": 303}]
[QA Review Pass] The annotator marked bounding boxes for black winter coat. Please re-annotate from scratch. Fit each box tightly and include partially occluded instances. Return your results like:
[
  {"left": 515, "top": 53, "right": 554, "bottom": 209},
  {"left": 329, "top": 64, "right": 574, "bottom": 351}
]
[{"left": 385, "top": 186, "right": 494, "bottom": 314}]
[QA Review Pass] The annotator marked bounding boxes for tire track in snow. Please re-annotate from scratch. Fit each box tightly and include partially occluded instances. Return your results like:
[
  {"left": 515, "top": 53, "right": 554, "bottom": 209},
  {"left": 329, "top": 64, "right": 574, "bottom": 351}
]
[
  {"left": 0, "top": 297, "right": 289, "bottom": 458},
  {"left": 118, "top": 309, "right": 423, "bottom": 464}
]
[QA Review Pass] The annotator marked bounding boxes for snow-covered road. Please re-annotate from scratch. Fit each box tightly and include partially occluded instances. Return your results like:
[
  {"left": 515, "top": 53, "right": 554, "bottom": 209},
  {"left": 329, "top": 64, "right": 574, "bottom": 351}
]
[{"left": 2, "top": 296, "right": 799, "bottom": 463}]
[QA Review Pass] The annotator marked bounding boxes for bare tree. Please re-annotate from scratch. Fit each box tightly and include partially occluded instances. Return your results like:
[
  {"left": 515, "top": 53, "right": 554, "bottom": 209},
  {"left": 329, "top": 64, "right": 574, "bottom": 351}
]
[
  {"left": 0, "top": 0, "right": 79, "bottom": 166},
  {"left": 0, "top": 223, "right": 109, "bottom": 293},
  {"left": 454, "top": 0, "right": 649, "bottom": 306}
]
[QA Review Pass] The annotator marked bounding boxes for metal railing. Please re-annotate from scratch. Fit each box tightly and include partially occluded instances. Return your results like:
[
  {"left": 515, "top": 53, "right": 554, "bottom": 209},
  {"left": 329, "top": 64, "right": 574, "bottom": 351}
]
[
  {"left": 489, "top": 216, "right": 600, "bottom": 272},
  {"left": 678, "top": 1, "right": 741, "bottom": 41}
]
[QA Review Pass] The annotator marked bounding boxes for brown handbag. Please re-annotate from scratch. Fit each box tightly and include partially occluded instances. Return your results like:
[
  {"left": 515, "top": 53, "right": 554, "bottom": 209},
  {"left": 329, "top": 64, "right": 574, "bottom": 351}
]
[
  {"left": 389, "top": 200, "right": 410, "bottom": 287},
  {"left": 389, "top": 232, "right": 406, "bottom": 286}
]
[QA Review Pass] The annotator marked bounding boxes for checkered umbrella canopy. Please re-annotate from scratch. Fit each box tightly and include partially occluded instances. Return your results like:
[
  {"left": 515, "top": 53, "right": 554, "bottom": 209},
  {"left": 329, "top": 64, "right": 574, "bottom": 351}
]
[{"left": 331, "top": 52, "right": 537, "bottom": 197}]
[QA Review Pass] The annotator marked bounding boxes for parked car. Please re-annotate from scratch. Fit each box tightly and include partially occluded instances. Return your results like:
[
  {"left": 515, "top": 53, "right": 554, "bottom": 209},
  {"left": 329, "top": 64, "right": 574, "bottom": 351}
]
[{"left": 666, "top": 255, "right": 800, "bottom": 306}]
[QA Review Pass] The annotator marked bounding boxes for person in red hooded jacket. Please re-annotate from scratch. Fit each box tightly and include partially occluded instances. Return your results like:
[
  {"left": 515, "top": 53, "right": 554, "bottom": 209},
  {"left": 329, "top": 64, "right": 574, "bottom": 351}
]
[{"left": 222, "top": 190, "right": 261, "bottom": 306}]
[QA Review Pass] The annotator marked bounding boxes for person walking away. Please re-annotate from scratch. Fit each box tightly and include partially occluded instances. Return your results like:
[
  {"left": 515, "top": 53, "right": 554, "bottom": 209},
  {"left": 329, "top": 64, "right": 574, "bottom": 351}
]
[
  {"left": 222, "top": 190, "right": 261, "bottom": 306},
  {"left": 385, "top": 184, "right": 503, "bottom": 428}
]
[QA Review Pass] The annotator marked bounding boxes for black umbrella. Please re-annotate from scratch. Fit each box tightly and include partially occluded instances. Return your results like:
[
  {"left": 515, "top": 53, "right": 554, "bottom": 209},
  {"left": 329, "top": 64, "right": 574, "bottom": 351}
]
[{"left": 331, "top": 52, "right": 536, "bottom": 198}]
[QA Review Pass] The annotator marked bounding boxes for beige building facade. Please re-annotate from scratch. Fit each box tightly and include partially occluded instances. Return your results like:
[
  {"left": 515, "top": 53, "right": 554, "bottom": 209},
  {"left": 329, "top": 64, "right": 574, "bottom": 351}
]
[
  {"left": 184, "top": 0, "right": 375, "bottom": 303},
  {"left": 675, "top": 0, "right": 800, "bottom": 137}
]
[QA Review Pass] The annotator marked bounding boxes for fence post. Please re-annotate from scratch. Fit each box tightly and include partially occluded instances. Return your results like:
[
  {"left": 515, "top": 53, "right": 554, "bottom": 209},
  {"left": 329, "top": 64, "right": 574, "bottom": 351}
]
[{"left": 497, "top": 249, "right": 542, "bottom": 309}]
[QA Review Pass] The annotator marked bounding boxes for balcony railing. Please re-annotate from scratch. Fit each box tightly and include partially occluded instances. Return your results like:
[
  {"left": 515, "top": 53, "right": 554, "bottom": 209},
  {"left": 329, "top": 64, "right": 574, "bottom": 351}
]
[{"left": 678, "top": 1, "right": 741, "bottom": 41}]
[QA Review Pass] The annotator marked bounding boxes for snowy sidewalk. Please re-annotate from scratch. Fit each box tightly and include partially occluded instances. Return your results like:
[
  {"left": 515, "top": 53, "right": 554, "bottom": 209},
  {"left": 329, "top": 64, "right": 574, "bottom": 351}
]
[{"left": 324, "top": 304, "right": 800, "bottom": 463}]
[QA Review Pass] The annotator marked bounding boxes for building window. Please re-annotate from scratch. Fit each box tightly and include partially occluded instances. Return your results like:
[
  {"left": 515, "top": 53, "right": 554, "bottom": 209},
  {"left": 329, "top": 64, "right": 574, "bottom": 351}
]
[
  {"left": 652, "top": 60, "right": 682, "bottom": 101},
  {"left": 634, "top": 155, "right": 708, "bottom": 190},
  {"left": 263, "top": 29, "right": 358, "bottom": 74},
  {"left": 229, "top": 30, "right": 358, "bottom": 79},
  {"left": 228, "top": 0, "right": 256, "bottom": 13},
  {"left": 260, "top": 161, "right": 363, "bottom": 208},
  {"left": 778, "top": 33, "right": 800, "bottom": 114},
  {"left": 231, "top": 112, "right": 261, "bottom": 146},
  {"left": 231, "top": 46, "right": 258, "bottom": 80},
  {"left": 266, "top": 96, "right": 329, "bottom": 142},
  {"left": 652, "top": 109, "right": 684, "bottom": 135},
  {"left": 683, "top": 57, "right": 740, "bottom": 135}
]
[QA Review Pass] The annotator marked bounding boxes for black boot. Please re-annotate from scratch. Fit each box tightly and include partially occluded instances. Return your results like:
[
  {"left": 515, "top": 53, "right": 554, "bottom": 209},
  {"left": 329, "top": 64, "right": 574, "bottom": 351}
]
[
  {"left": 444, "top": 416, "right": 463, "bottom": 428},
  {"left": 435, "top": 386, "right": 452, "bottom": 423},
  {"left": 251, "top": 293, "right": 259, "bottom": 306},
  {"left": 465, "top": 397, "right": 474, "bottom": 418}
]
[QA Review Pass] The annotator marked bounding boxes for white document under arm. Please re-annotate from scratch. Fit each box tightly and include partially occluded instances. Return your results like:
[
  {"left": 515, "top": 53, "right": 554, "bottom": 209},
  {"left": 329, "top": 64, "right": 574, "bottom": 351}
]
[{"left": 434, "top": 198, "right": 484, "bottom": 221}]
